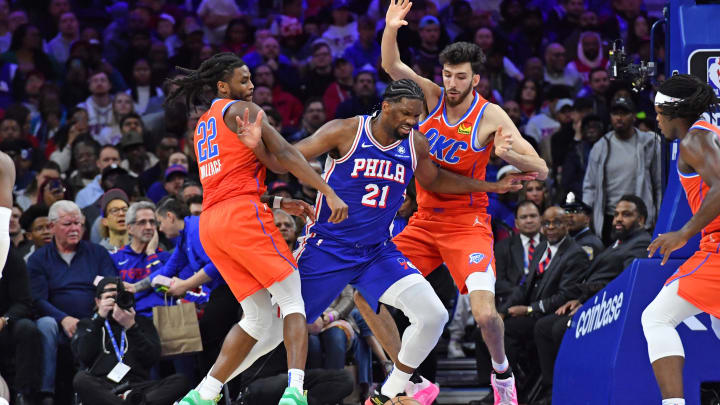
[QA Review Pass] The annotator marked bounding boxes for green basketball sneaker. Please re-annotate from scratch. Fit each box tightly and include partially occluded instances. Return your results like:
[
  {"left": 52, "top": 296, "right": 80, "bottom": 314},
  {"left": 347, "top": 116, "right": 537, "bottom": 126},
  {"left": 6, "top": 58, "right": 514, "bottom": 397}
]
[
  {"left": 176, "top": 389, "right": 221, "bottom": 405},
  {"left": 278, "top": 386, "right": 308, "bottom": 405}
]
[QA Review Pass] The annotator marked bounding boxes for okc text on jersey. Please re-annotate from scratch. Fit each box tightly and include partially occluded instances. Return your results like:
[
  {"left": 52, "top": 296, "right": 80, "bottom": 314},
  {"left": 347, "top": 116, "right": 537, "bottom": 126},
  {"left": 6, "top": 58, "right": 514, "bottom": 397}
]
[{"left": 350, "top": 158, "right": 406, "bottom": 184}]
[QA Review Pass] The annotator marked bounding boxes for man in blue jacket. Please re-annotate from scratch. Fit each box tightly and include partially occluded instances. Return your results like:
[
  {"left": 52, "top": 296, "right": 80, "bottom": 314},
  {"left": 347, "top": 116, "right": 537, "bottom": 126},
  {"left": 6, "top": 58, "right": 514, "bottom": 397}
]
[
  {"left": 28, "top": 200, "right": 118, "bottom": 404},
  {"left": 111, "top": 200, "right": 170, "bottom": 318}
]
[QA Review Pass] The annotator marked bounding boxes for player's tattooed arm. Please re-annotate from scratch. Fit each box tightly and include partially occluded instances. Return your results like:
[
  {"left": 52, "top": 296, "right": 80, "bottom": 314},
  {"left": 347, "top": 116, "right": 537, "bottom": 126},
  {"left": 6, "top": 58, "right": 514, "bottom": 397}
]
[
  {"left": 413, "top": 130, "right": 536, "bottom": 194},
  {"left": 649, "top": 129, "right": 720, "bottom": 264},
  {"left": 483, "top": 104, "right": 549, "bottom": 180}
]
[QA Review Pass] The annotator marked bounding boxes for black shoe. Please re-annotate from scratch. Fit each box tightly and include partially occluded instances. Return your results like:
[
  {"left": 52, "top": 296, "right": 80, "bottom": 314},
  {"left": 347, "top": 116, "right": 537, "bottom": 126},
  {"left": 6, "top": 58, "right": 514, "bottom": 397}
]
[{"left": 364, "top": 390, "right": 390, "bottom": 405}]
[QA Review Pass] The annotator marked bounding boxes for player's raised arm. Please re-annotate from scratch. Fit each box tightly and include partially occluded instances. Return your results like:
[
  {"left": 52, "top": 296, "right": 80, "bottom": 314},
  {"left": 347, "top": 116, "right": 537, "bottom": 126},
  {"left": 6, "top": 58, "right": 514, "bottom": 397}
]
[
  {"left": 412, "top": 130, "right": 536, "bottom": 194},
  {"left": 381, "top": 0, "right": 441, "bottom": 111},
  {"left": 293, "top": 117, "right": 360, "bottom": 160},
  {"left": 231, "top": 102, "right": 348, "bottom": 223},
  {"left": 483, "top": 103, "right": 549, "bottom": 180},
  {"left": 648, "top": 129, "right": 720, "bottom": 263},
  {"left": 0, "top": 151, "right": 13, "bottom": 278}
]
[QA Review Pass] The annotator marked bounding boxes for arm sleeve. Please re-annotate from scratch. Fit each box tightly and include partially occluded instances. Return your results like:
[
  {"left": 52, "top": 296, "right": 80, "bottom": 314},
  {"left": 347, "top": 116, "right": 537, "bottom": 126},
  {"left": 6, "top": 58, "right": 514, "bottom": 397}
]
[
  {"left": 202, "top": 261, "right": 221, "bottom": 281},
  {"left": 0, "top": 207, "right": 10, "bottom": 278}
]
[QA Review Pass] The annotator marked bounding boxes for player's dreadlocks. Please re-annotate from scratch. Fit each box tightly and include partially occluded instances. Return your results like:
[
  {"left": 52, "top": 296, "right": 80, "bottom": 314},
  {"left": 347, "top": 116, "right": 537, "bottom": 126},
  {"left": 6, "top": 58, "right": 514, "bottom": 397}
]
[
  {"left": 383, "top": 78, "right": 425, "bottom": 104},
  {"left": 165, "top": 53, "right": 247, "bottom": 107},
  {"left": 656, "top": 74, "right": 719, "bottom": 122}
]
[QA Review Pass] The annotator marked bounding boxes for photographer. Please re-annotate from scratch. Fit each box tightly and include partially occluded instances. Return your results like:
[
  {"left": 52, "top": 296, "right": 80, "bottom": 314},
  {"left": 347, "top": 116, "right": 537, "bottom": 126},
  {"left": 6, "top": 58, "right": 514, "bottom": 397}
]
[{"left": 72, "top": 278, "right": 189, "bottom": 405}]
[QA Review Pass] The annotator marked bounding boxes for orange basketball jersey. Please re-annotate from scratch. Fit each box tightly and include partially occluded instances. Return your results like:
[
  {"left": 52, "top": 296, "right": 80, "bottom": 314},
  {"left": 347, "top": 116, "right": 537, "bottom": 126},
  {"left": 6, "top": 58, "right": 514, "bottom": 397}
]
[
  {"left": 417, "top": 89, "right": 493, "bottom": 210},
  {"left": 678, "top": 120, "right": 720, "bottom": 251},
  {"left": 194, "top": 99, "right": 267, "bottom": 210}
]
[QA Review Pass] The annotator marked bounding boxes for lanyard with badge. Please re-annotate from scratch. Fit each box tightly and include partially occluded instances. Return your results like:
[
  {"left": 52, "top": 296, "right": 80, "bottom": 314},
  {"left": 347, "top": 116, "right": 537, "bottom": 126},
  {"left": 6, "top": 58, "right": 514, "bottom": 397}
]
[{"left": 105, "top": 320, "right": 131, "bottom": 383}]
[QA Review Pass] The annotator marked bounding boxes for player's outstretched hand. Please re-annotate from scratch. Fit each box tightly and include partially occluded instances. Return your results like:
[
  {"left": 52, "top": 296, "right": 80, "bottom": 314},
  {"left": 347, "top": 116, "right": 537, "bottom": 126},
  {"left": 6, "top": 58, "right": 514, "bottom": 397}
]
[
  {"left": 494, "top": 125, "right": 513, "bottom": 157},
  {"left": 281, "top": 198, "right": 316, "bottom": 221},
  {"left": 236, "top": 108, "right": 263, "bottom": 150},
  {"left": 325, "top": 193, "right": 348, "bottom": 223},
  {"left": 386, "top": 0, "right": 413, "bottom": 30},
  {"left": 495, "top": 172, "right": 538, "bottom": 193},
  {"left": 648, "top": 230, "right": 689, "bottom": 266}
]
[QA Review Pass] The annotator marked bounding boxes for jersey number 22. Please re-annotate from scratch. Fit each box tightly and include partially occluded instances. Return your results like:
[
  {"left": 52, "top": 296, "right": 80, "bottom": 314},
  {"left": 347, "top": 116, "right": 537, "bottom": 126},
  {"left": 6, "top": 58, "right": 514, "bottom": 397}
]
[{"left": 197, "top": 117, "right": 219, "bottom": 163}]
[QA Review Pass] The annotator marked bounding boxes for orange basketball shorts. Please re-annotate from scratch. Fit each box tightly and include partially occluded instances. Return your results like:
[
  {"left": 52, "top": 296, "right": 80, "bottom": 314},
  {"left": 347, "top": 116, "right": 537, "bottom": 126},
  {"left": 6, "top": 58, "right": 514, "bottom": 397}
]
[
  {"left": 199, "top": 195, "right": 297, "bottom": 302},
  {"left": 393, "top": 208, "right": 495, "bottom": 294},
  {"left": 665, "top": 247, "right": 720, "bottom": 319}
]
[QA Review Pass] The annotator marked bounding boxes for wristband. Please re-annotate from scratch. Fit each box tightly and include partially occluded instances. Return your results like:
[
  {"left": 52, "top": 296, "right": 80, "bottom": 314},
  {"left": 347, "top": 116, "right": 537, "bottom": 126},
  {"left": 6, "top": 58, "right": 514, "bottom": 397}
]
[{"left": 273, "top": 196, "right": 283, "bottom": 209}]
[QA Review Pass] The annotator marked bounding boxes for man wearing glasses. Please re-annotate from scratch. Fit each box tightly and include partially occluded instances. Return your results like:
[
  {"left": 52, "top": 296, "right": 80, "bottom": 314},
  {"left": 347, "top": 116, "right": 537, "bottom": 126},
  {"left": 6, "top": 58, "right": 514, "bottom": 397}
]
[
  {"left": 495, "top": 206, "right": 590, "bottom": 401},
  {"left": 28, "top": 200, "right": 118, "bottom": 404},
  {"left": 110, "top": 201, "right": 169, "bottom": 319},
  {"left": 98, "top": 189, "right": 130, "bottom": 252}
]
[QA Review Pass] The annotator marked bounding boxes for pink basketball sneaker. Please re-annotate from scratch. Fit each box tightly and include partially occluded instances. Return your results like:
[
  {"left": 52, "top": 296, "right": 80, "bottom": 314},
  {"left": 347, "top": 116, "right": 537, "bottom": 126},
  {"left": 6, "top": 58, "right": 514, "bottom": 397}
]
[
  {"left": 404, "top": 376, "right": 439, "bottom": 405},
  {"left": 490, "top": 372, "right": 518, "bottom": 405}
]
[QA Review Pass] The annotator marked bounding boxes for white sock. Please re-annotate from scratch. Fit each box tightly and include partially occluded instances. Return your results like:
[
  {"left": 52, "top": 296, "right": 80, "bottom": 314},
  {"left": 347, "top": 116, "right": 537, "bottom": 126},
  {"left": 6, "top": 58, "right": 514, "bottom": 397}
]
[
  {"left": 196, "top": 375, "right": 223, "bottom": 400},
  {"left": 288, "top": 368, "right": 304, "bottom": 391},
  {"left": 492, "top": 356, "right": 510, "bottom": 375},
  {"left": 662, "top": 399, "right": 685, "bottom": 405},
  {"left": 381, "top": 367, "right": 413, "bottom": 398}
]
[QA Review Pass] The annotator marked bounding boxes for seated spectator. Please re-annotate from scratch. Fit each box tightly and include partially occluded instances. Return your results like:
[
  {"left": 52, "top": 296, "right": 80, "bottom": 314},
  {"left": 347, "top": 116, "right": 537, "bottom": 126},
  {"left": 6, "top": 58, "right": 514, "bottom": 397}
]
[
  {"left": 582, "top": 97, "right": 661, "bottom": 244},
  {"left": 495, "top": 201, "right": 544, "bottom": 305},
  {"left": 35, "top": 177, "right": 70, "bottom": 208},
  {"left": 567, "top": 31, "right": 608, "bottom": 85},
  {"left": 322, "top": 0, "right": 358, "bottom": 58},
  {"left": 139, "top": 135, "right": 179, "bottom": 192},
  {"left": 523, "top": 57, "right": 545, "bottom": 84},
  {"left": 0, "top": 248, "right": 41, "bottom": 404},
  {"left": 0, "top": 139, "right": 34, "bottom": 192},
  {"left": 77, "top": 71, "right": 114, "bottom": 141},
  {"left": 46, "top": 11, "right": 78, "bottom": 65},
  {"left": 47, "top": 109, "right": 90, "bottom": 170},
  {"left": 253, "top": 64, "right": 303, "bottom": 130},
  {"left": 83, "top": 164, "right": 130, "bottom": 243},
  {"left": 243, "top": 36, "right": 300, "bottom": 94},
  {"left": 180, "top": 179, "right": 202, "bottom": 203},
  {"left": 494, "top": 206, "right": 589, "bottom": 399},
  {"left": 533, "top": 195, "right": 650, "bottom": 404},
  {"left": 18, "top": 204, "right": 51, "bottom": 262},
  {"left": 307, "top": 285, "right": 356, "bottom": 370},
  {"left": 1, "top": 24, "right": 55, "bottom": 80},
  {"left": 521, "top": 179, "right": 549, "bottom": 214},
  {"left": 543, "top": 43, "right": 582, "bottom": 93},
  {"left": 112, "top": 201, "right": 169, "bottom": 318},
  {"left": 288, "top": 99, "right": 327, "bottom": 143},
  {"left": 335, "top": 69, "right": 382, "bottom": 119},
  {"left": 127, "top": 58, "right": 164, "bottom": 115},
  {"left": 562, "top": 195, "right": 604, "bottom": 260},
  {"left": 28, "top": 200, "right": 117, "bottom": 404},
  {"left": 95, "top": 93, "right": 135, "bottom": 147},
  {"left": 220, "top": 18, "right": 253, "bottom": 55},
  {"left": 9, "top": 204, "right": 24, "bottom": 250},
  {"left": 343, "top": 16, "right": 380, "bottom": 72},
  {"left": 410, "top": 15, "right": 443, "bottom": 72},
  {"left": 301, "top": 40, "right": 335, "bottom": 99},
  {"left": 515, "top": 78, "right": 542, "bottom": 124},
  {"left": 72, "top": 278, "right": 189, "bottom": 405},
  {"left": 147, "top": 164, "right": 187, "bottom": 203},
  {"left": 67, "top": 136, "right": 100, "bottom": 194},
  {"left": 474, "top": 27, "right": 524, "bottom": 82},
  {"left": 487, "top": 165, "right": 521, "bottom": 239},
  {"left": 273, "top": 209, "right": 298, "bottom": 250},
  {"left": 15, "top": 161, "right": 61, "bottom": 210},
  {"left": 187, "top": 195, "right": 203, "bottom": 216},
  {"left": 76, "top": 144, "right": 121, "bottom": 208},
  {"left": 99, "top": 189, "right": 130, "bottom": 252},
  {"left": 322, "top": 58, "right": 353, "bottom": 120},
  {"left": 118, "top": 125, "right": 158, "bottom": 177}
]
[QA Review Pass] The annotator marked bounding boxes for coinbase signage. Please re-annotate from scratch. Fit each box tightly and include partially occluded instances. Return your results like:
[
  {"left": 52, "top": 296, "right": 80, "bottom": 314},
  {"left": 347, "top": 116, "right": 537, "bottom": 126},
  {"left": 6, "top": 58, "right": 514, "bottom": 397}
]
[{"left": 553, "top": 258, "right": 720, "bottom": 404}]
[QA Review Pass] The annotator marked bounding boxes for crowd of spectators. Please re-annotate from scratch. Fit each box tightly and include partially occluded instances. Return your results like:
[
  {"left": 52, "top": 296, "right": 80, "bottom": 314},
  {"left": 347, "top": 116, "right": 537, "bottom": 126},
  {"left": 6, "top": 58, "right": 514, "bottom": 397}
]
[{"left": 0, "top": 0, "right": 668, "bottom": 404}]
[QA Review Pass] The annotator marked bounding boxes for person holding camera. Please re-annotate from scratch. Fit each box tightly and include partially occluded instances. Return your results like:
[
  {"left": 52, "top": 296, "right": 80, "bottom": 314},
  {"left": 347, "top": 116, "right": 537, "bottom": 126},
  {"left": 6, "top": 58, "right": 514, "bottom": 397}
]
[{"left": 72, "top": 278, "right": 189, "bottom": 405}]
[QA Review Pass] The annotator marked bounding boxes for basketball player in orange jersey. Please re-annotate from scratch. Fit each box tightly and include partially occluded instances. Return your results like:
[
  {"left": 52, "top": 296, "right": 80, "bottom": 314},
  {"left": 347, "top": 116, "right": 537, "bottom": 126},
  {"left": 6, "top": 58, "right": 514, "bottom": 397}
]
[
  {"left": 166, "top": 53, "right": 348, "bottom": 405},
  {"left": 642, "top": 74, "right": 720, "bottom": 405},
  {"left": 0, "top": 151, "right": 14, "bottom": 278},
  {"left": 352, "top": 1, "right": 549, "bottom": 404}
]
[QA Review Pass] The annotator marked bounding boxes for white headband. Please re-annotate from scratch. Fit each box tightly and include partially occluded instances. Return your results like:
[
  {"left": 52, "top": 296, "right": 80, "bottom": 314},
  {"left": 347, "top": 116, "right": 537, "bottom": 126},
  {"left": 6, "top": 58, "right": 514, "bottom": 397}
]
[{"left": 654, "top": 91, "right": 683, "bottom": 106}]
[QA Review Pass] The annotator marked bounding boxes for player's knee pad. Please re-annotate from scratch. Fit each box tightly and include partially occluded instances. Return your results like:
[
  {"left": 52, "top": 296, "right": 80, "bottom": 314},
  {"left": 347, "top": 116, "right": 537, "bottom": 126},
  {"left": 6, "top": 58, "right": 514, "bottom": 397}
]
[
  {"left": 267, "top": 270, "right": 306, "bottom": 317},
  {"left": 239, "top": 291, "right": 276, "bottom": 340},
  {"left": 641, "top": 283, "right": 696, "bottom": 362}
]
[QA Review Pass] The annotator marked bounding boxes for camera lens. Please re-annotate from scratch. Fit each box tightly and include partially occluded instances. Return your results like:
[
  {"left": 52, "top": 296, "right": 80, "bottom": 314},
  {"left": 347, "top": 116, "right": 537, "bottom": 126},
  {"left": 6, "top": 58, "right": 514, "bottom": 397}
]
[{"left": 115, "top": 290, "right": 135, "bottom": 310}]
